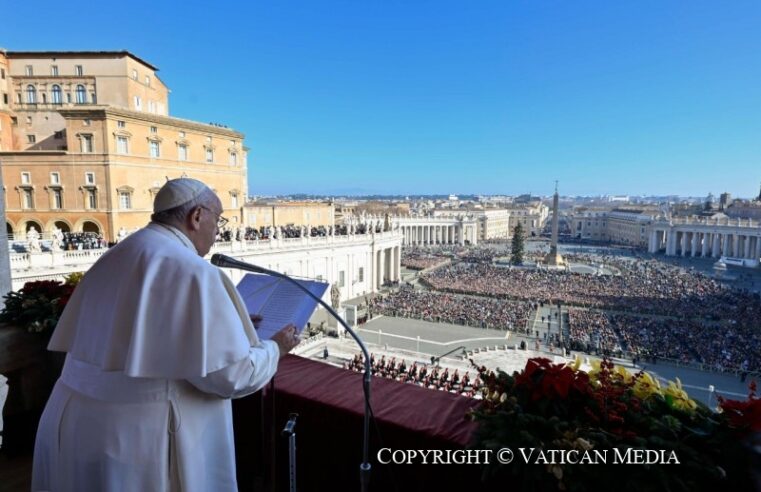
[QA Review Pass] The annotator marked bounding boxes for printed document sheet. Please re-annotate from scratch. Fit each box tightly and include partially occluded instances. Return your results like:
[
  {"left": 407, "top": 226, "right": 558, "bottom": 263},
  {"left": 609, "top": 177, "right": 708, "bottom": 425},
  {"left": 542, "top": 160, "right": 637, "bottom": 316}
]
[{"left": 236, "top": 273, "right": 329, "bottom": 340}]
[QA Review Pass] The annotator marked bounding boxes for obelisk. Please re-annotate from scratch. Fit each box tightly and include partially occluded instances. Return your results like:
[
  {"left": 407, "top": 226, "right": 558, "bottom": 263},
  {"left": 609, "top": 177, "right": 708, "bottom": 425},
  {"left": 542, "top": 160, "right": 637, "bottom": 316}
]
[{"left": 544, "top": 181, "right": 565, "bottom": 267}]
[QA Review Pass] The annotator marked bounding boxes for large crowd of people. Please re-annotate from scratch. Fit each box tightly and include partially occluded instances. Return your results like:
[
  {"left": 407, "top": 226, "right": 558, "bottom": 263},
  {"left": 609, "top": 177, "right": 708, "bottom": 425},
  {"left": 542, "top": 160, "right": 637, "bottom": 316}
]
[
  {"left": 421, "top": 260, "right": 761, "bottom": 323},
  {"left": 215, "top": 223, "right": 382, "bottom": 242},
  {"left": 373, "top": 243, "right": 761, "bottom": 374},
  {"left": 567, "top": 309, "right": 760, "bottom": 373},
  {"left": 345, "top": 353, "right": 483, "bottom": 398},
  {"left": 401, "top": 249, "right": 451, "bottom": 270},
  {"left": 369, "top": 285, "right": 532, "bottom": 331},
  {"left": 61, "top": 232, "right": 107, "bottom": 250}
]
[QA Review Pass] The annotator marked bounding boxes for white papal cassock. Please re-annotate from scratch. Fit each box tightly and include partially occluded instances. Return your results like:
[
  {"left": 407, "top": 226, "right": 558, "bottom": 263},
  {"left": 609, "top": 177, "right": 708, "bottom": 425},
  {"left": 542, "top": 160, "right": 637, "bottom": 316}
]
[{"left": 32, "top": 223, "right": 281, "bottom": 492}]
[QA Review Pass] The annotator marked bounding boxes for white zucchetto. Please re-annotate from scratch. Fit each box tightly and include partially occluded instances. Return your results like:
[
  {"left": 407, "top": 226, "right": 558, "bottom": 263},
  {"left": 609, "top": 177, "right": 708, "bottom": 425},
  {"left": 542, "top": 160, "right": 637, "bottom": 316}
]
[{"left": 153, "top": 178, "right": 210, "bottom": 213}]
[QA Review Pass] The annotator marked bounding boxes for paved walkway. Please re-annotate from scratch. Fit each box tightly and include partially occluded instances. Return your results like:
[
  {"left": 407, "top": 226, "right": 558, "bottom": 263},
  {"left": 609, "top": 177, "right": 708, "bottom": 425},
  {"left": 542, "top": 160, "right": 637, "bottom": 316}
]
[{"left": 303, "top": 315, "right": 755, "bottom": 404}]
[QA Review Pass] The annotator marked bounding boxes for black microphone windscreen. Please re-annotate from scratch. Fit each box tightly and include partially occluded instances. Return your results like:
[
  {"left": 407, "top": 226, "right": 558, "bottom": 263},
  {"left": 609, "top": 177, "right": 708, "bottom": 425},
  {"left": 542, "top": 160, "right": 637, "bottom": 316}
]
[{"left": 210, "top": 253, "right": 228, "bottom": 267}]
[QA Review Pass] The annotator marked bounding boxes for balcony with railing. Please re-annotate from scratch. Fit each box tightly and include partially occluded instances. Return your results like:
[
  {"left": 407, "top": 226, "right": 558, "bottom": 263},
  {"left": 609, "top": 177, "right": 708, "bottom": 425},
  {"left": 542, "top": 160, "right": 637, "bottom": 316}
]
[{"left": 13, "top": 101, "right": 100, "bottom": 111}]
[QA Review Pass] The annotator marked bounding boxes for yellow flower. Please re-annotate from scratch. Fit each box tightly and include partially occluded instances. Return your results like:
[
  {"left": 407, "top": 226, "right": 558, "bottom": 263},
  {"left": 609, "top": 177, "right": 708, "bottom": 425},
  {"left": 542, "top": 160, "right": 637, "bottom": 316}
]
[
  {"left": 588, "top": 359, "right": 602, "bottom": 382},
  {"left": 633, "top": 372, "right": 662, "bottom": 399},
  {"left": 64, "top": 272, "right": 84, "bottom": 285},
  {"left": 664, "top": 378, "right": 697, "bottom": 412},
  {"left": 567, "top": 355, "right": 582, "bottom": 372},
  {"left": 614, "top": 365, "right": 633, "bottom": 384}
]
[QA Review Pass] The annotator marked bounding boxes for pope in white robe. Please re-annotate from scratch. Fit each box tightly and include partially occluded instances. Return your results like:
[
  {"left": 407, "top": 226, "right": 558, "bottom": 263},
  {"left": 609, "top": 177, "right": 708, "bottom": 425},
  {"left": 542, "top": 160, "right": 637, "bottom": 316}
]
[{"left": 32, "top": 178, "right": 300, "bottom": 492}]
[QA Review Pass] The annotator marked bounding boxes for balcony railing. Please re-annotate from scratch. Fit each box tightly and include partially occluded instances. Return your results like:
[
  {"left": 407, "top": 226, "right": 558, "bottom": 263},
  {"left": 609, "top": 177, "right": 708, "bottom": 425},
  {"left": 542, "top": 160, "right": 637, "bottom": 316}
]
[{"left": 14, "top": 101, "right": 96, "bottom": 110}]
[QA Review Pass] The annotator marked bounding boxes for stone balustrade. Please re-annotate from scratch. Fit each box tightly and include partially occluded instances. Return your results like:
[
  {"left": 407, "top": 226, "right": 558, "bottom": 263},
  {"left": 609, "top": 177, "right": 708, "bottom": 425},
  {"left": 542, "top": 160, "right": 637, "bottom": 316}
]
[{"left": 9, "top": 230, "right": 405, "bottom": 297}]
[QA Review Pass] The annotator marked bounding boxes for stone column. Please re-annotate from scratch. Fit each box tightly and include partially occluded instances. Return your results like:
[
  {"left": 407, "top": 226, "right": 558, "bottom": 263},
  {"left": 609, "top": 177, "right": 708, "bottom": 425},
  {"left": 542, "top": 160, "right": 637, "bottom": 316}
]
[
  {"left": 701, "top": 232, "right": 710, "bottom": 257},
  {"left": 690, "top": 231, "right": 698, "bottom": 257},
  {"left": 665, "top": 230, "right": 674, "bottom": 256},
  {"left": 395, "top": 246, "right": 401, "bottom": 280},
  {"left": 378, "top": 249, "right": 385, "bottom": 289},
  {"left": 733, "top": 234, "right": 740, "bottom": 257},
  {"left": 744, "top": 235, "right": 752, "bottom": 259},
  {"left": 648, "top": 230, "right": 657, "bottom": 253},
  {"left": 384, "top": 248, "right": 389, "bottom": 282},
  {"left": 755, "top": 236, "right": 761, "bottom": 259},
  {"left": 722, "top": 234, "right": 731, "bottom": 257},
  {"left": 712, "top": 234, "right": 721, "bottom": 258},
  {"left": 680, "top": 232, "right": 688, "bottom": 257}
]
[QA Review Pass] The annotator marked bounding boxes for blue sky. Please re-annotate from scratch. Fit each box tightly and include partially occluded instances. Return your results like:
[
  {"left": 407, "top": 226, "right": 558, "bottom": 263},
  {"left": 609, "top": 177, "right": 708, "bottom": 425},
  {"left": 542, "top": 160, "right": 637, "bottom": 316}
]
[{"left": 3, "top": 0, "right": 760, "bottom": 197}]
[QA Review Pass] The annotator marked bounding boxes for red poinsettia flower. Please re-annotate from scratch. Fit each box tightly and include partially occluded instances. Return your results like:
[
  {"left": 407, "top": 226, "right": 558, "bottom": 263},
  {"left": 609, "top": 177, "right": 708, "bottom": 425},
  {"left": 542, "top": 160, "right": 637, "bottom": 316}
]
[{"left": 719, "top": 381, "right": 761, "bottom": 432}]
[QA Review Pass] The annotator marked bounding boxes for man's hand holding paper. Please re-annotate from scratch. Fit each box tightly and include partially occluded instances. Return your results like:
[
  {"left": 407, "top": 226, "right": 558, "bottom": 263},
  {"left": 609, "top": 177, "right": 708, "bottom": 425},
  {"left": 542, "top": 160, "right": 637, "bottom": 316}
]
[
  {"left": 271, "top": 323, "right": 301, "bottom": 356},
  {"left": 251, "top": 313, "right": 300, "bottom": 356}
]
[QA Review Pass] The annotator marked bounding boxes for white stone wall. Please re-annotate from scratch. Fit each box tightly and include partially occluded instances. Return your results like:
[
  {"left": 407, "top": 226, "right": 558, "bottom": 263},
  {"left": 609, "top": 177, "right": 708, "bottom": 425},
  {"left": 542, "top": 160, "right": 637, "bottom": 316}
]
[{"left": 10, "top": 231, "right": 404, "bottom": 302}]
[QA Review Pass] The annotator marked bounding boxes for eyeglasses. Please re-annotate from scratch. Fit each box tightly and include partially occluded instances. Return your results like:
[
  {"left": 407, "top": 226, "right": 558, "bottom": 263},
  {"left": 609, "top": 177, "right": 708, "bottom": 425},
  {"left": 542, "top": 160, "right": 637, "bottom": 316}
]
[{"left": 200, "top": 206, "right": 229, "bottom": 229}]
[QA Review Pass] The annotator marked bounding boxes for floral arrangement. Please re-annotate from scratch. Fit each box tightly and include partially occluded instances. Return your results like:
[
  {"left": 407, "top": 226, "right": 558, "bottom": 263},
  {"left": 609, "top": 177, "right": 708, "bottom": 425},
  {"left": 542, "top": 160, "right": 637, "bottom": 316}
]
[
  {"left": 470, "top": 357, "right": 759, "bottom": 492},
  {"left": 0, "top": 274, "right": 82, "bottom": 335}
]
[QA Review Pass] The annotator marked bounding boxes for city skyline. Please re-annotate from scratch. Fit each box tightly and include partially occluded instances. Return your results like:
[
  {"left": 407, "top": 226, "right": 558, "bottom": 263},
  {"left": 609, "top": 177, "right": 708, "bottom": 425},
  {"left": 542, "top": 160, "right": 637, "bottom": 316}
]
[{"left": 3, "top": 0, "right": 760, "bottom": 197}]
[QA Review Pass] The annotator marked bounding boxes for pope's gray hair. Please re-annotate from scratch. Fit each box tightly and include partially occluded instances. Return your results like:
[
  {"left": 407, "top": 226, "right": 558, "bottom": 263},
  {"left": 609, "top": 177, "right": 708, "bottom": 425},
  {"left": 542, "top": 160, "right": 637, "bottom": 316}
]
[{"left": 151, "top": 188, "right": 218, "bottom": 226}]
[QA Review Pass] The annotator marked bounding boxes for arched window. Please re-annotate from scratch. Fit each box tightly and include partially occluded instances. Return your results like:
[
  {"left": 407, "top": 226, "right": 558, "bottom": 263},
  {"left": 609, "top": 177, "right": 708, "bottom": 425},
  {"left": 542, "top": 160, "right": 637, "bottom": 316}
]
[
  {"left": 51, "top": 85, "right": 62, "bottom": 104},
  {"left": 76, "top": 85, "right": 86, "bottom": 104},
  {"left": 26, "top": 85, "right": 36, "bottom": 103}
]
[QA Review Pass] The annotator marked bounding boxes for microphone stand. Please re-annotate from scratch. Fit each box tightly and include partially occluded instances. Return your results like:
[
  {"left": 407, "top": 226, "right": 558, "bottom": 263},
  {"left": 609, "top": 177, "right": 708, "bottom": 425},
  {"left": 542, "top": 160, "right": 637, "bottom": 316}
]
[{"left": 211, "top": 254, "right": 373, "bottom": 492}]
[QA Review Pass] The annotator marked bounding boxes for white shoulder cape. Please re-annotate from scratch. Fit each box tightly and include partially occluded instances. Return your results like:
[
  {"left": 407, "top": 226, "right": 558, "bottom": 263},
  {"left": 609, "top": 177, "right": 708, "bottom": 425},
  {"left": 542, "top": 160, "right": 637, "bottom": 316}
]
[{"left": 48, "top": 224, "right": 258, "bottom": 378}]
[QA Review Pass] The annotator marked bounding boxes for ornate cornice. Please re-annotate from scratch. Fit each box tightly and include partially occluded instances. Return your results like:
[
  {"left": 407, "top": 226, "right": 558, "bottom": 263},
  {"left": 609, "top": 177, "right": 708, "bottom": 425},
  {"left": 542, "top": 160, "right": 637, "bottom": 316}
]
[{"left": 58, "top": 107, "right": 245, "bottom": 138}]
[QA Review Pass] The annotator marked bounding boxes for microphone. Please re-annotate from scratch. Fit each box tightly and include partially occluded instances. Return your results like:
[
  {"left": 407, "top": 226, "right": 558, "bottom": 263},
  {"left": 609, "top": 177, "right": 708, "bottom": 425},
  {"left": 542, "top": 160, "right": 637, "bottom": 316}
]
[
  {"left": 211, "top": 253, "right": 268, "bottom": 273},
  {"left": 281, "top": 412, "right": 298, "bottom": 437},
  {"left": 211, "top": 253, "right": 373, "bottom": 492}
]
